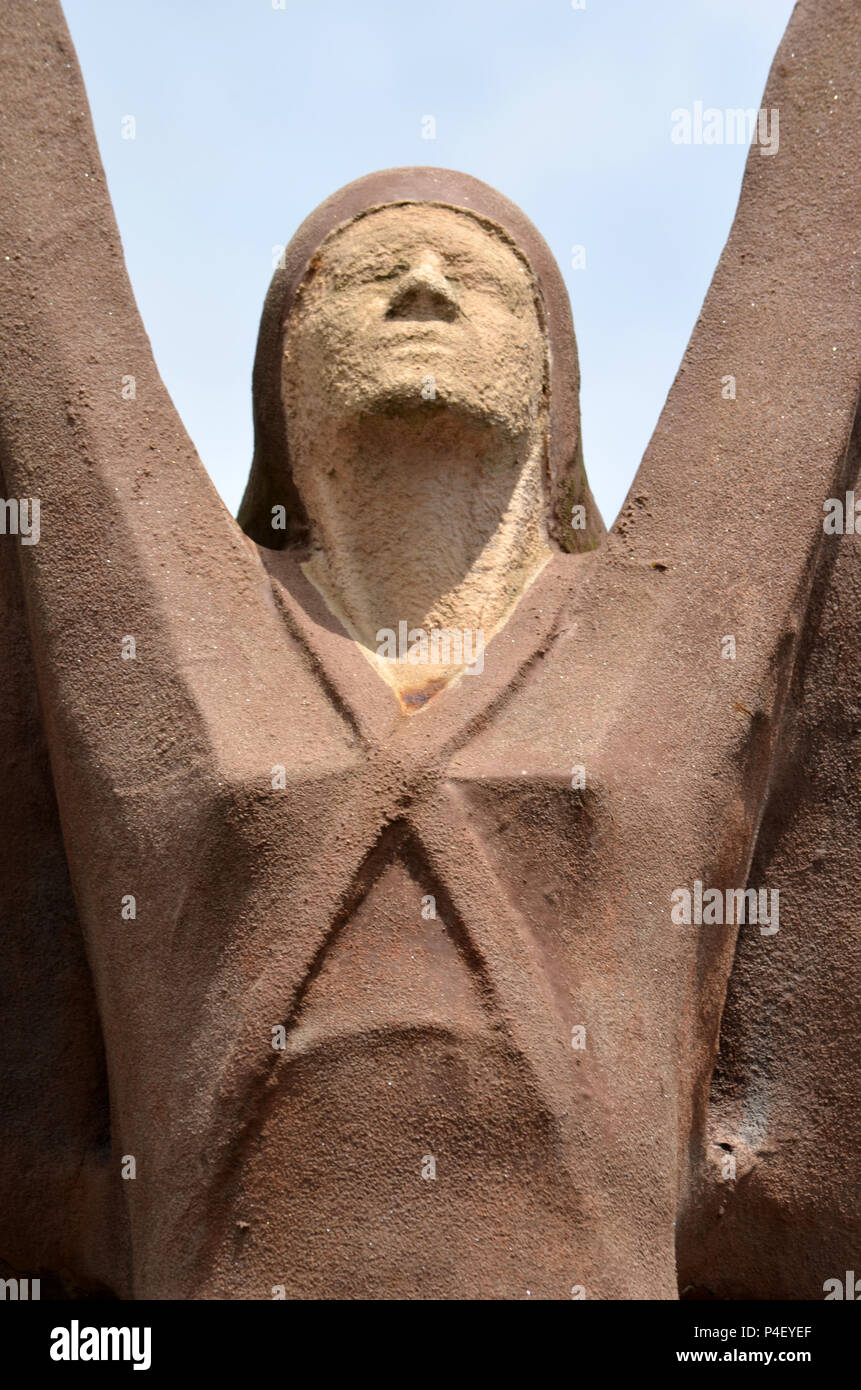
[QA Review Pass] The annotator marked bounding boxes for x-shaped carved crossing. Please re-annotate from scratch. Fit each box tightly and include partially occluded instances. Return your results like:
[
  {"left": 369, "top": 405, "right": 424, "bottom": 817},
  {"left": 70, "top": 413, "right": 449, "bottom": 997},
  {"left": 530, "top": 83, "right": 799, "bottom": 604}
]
[{"left": 212, "top": 564, "right": 592, "bottom": 1176}]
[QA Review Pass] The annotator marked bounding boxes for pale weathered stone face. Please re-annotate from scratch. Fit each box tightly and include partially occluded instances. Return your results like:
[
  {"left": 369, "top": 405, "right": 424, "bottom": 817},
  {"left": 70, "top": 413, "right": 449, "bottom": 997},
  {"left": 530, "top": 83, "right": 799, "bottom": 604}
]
[
  {"left": 281, "top": 203, "right": 547, "bottom": 443},
  {"left": 277, "top": 202, "right": 554, "bottom": 703}
]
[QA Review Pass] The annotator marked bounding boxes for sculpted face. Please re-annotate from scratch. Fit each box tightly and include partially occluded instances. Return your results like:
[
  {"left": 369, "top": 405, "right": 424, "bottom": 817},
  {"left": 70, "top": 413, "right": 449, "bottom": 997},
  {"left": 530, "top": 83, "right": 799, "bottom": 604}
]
[{"left": 281, "top": 203, "right": 547, "bottom": 439}]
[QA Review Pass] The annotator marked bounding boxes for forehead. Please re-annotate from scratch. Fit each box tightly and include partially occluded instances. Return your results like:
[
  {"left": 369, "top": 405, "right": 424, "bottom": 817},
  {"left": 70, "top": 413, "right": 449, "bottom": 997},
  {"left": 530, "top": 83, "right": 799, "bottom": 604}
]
[{"left": 318, "top": 203, "right": 531, "bottom": 276}]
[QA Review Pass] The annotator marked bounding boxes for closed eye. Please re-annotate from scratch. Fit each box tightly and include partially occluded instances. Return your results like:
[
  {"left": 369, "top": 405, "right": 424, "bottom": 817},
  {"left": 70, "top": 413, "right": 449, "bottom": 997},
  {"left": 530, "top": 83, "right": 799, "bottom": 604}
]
[
  {"left": 372, "top": 263, "right": 408, "bottom": 281},
  {"left": 335, "top": 259, "right": 408, "bottom": 288},
  {"left": 456, "top": 269, "right": 510, "bottom": 295}
]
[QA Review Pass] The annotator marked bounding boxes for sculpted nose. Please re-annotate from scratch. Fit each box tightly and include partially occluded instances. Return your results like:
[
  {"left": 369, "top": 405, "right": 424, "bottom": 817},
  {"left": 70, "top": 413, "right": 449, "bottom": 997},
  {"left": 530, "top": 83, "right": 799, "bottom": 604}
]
[{"left": 385, "top": 261, "right": 459, "bottom": 323}]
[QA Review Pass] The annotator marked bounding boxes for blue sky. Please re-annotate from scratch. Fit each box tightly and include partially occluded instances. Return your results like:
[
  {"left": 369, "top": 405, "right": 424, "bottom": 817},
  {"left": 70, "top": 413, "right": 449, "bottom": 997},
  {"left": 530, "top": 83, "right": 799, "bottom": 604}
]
[{"left": 63, "top": 0, "right": 796, "bottom": 528}]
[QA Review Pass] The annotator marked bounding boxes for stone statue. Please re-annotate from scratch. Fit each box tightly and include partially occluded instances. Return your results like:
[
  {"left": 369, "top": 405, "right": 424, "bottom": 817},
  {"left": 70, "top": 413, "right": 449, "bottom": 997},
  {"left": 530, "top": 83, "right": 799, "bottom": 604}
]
[{"left": 0, "top": 0, "right": 859, "bottom": 1299}]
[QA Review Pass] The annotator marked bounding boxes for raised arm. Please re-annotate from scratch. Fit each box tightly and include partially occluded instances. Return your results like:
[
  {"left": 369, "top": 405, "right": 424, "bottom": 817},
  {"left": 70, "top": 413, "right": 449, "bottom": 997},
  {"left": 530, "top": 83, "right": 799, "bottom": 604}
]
[
  {"left": 0, "top": 1, "right": 276, "bottom": 1291},
  {"left": 607, "top": 0, "right": 860, "bottom": 1293},
  {"left": 499, "top": 0, "right": 860, "bottom": 1297},
  {"left": 0, "top": 0, "right": 236, "bottom": 532},
  {"left": 0, "top": 1, "right": 293, "bottom": 799}
]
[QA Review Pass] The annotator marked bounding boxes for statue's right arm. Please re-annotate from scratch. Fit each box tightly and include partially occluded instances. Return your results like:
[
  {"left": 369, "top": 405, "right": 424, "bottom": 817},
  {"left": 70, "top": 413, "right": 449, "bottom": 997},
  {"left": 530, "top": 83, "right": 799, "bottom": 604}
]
[
  {"left": 0, "top": 0, "right": 242, "bottom": 533},
  {"left": 0, "top": 5, "right": 301, "bottom": 1289},
  {"left": 0, "top": 2, "right": 285, "bottom": 794}
]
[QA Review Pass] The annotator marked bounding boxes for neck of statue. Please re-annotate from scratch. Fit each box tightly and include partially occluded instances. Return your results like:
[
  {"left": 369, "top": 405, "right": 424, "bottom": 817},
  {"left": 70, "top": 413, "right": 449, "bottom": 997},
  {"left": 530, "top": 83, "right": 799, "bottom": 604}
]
[{"left": 294, "top": 406, "right": 553, "bottom": 703}]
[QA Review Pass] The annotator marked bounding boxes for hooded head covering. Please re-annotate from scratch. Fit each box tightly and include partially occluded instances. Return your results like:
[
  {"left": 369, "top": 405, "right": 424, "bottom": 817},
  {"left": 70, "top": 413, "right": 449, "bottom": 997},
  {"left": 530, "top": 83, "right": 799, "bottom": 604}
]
[{"left": 238, "top": 167, "right": 604, "bottom": 553}]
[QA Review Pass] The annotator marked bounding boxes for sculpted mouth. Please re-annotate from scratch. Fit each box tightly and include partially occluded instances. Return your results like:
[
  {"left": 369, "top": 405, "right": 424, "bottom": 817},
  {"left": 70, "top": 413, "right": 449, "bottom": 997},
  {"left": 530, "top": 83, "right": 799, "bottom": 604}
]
[
  {"left": 379, "top": 323, "right": 456, "bottom": 346},
  {"left": 383, "top": 321, "right": 452, "bottom": 334}
]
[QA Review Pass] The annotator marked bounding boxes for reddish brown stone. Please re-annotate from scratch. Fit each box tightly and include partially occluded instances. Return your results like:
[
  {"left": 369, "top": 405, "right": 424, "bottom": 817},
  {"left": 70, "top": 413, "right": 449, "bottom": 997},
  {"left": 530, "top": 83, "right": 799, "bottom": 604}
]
[{"left": 0, "top": 0, "right": 858, "bottom": 1299}]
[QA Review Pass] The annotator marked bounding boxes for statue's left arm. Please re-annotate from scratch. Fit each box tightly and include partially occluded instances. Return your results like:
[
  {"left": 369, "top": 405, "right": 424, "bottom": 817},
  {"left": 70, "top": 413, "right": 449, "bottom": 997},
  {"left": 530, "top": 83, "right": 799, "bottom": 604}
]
[{"left": 593, "top": 0, "right": 861, "bottom": 1294}]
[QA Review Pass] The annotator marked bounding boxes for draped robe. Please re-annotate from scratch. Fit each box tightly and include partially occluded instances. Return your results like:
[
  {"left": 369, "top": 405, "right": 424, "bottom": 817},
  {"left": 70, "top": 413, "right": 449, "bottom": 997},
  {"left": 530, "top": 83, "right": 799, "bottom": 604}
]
[{"left": 0, "top": 0, "right": 859, "bottom": 1299}]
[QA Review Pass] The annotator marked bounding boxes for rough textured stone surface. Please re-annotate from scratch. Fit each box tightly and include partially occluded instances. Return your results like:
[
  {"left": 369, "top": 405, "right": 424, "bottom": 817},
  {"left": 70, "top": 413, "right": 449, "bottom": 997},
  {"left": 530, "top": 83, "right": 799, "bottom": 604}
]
[
  {"left": 0, "top": 0, "right": 859, "bottom": 1299},
  {"left": 279, "top": 203, "right": 556, "bottom": 701}
]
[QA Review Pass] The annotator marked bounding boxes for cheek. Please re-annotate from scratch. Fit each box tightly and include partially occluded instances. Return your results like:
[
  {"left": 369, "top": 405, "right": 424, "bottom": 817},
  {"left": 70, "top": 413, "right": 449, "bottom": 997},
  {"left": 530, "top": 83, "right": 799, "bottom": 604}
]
[
  {"left": 284, "top": 318, "right": 348, "bottom": 397},
  {"left": 285, "top": 300, "right": 389, "bottom": 416},
  {"left": 302, "top": 298, "right": 381, "bottom": 369},
  {"left": 480, "top": 310, "right": 545, "bottom": 385}
]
